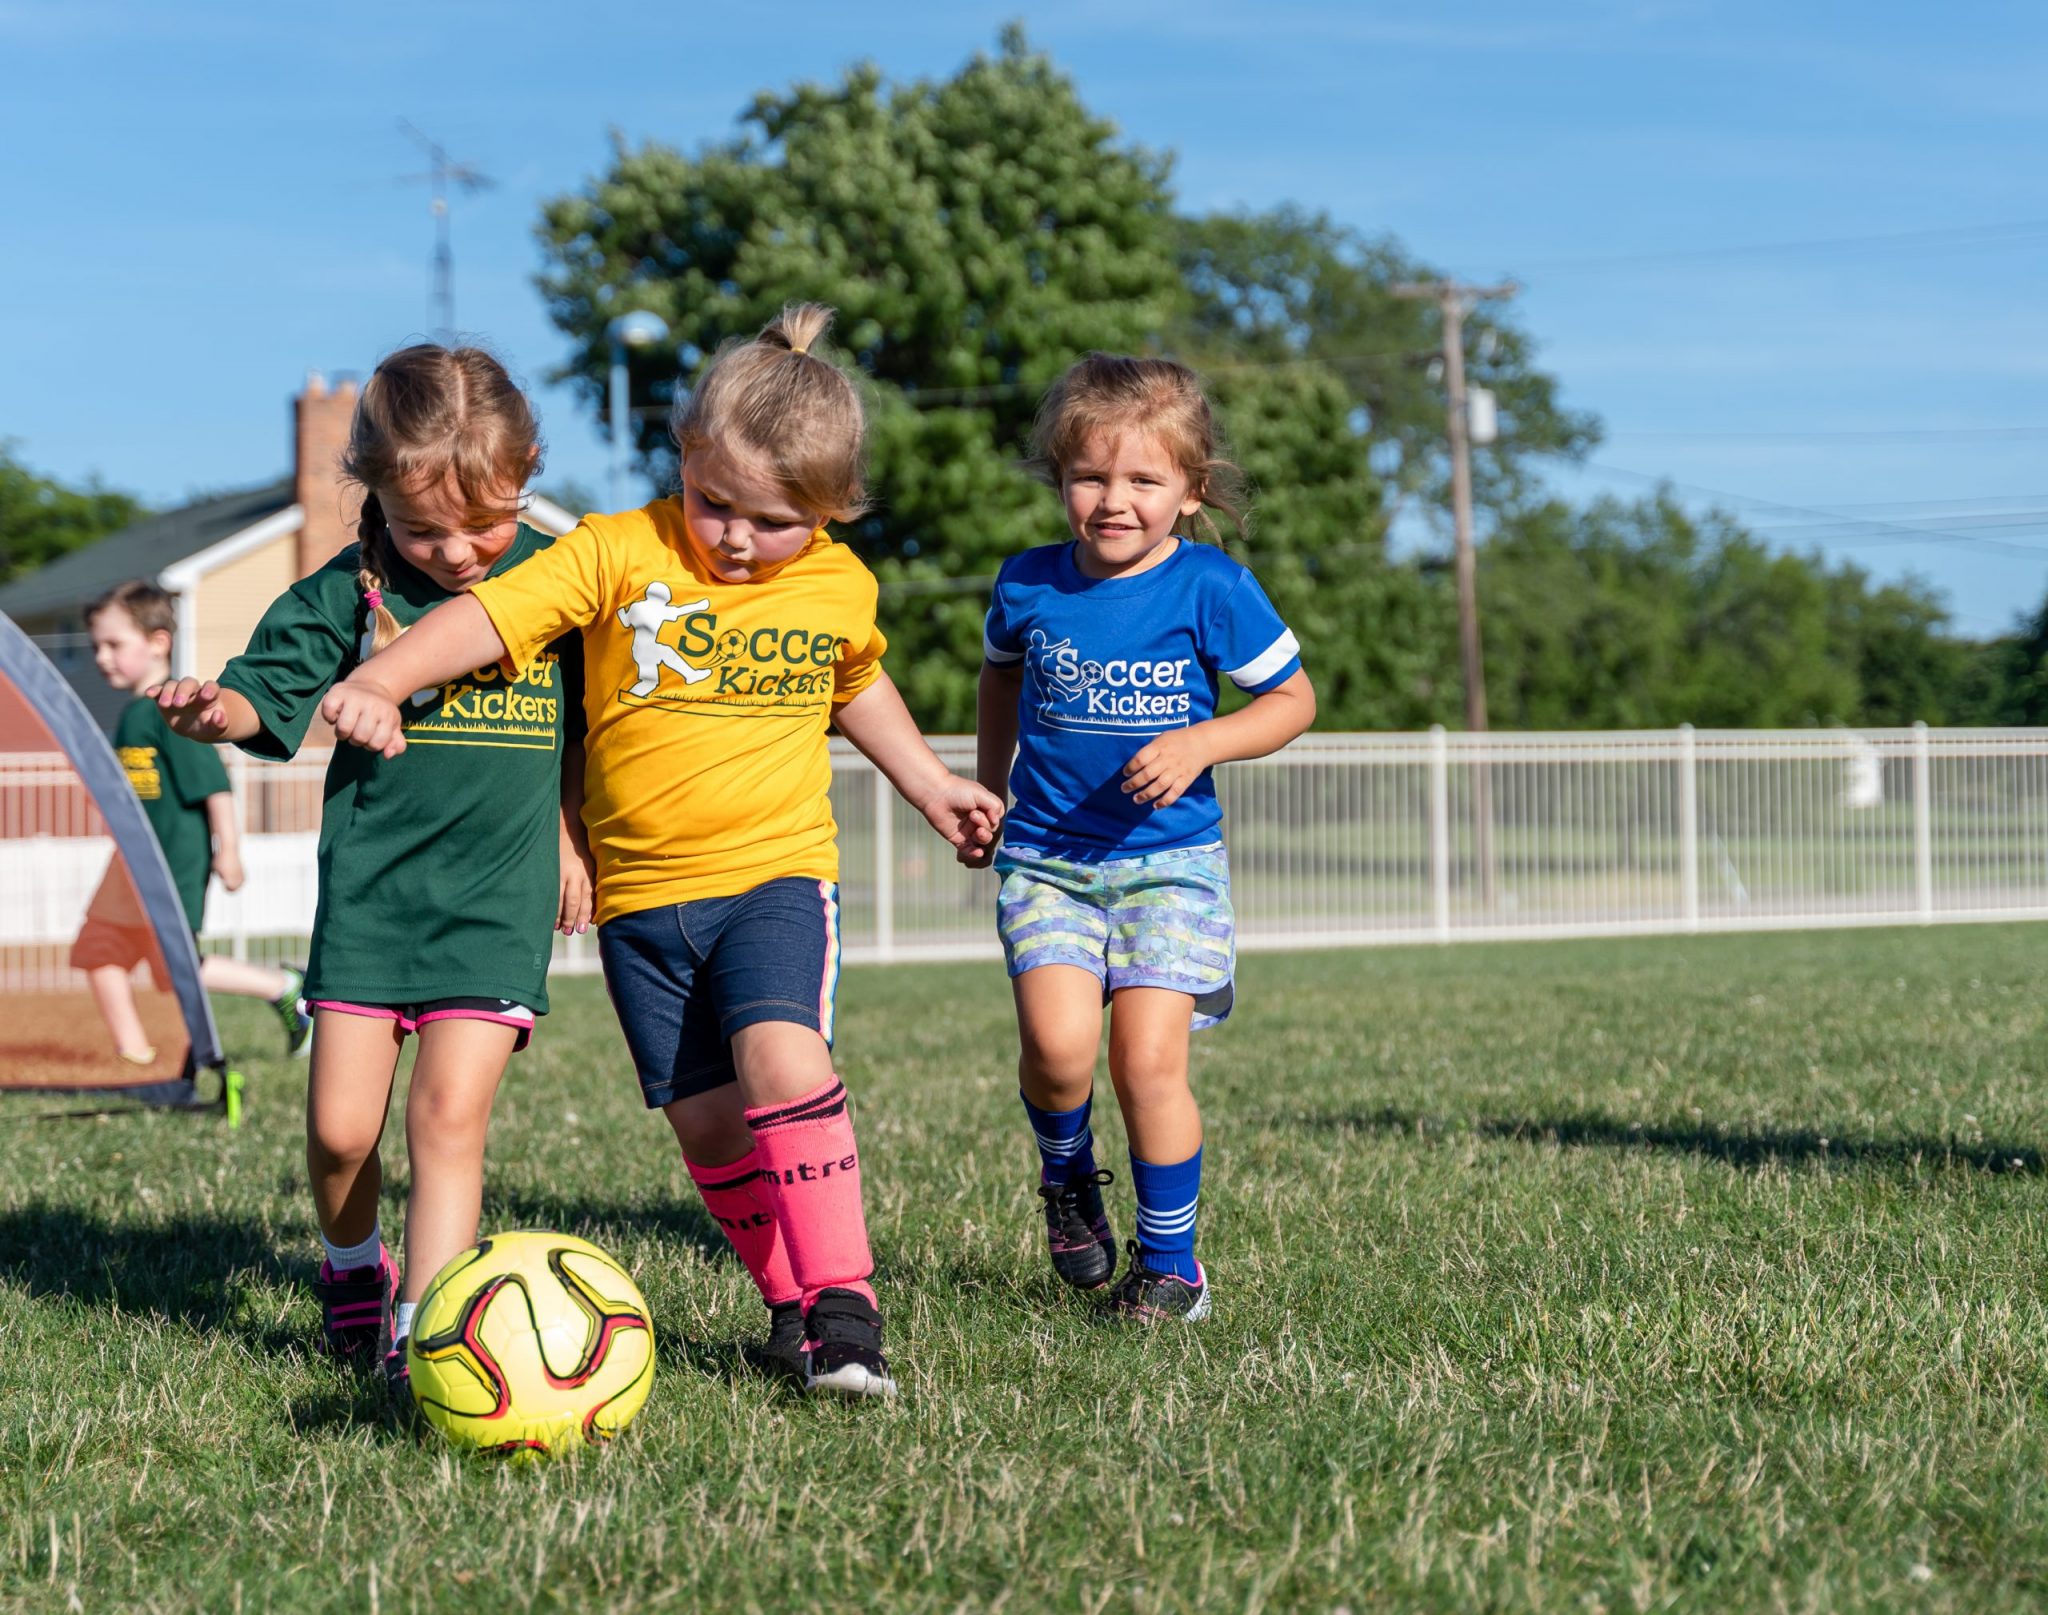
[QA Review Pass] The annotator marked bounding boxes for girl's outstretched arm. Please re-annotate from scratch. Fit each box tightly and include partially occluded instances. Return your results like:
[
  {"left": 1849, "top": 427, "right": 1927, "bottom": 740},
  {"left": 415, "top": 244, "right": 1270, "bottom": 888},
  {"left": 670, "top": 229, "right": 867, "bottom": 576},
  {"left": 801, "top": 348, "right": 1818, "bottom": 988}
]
[
  {"left": 1122, "top": 668, "right": 1316, "bottom": 810},
  {"left": 835, "top": 670, "right": 1004, "bottom": 855},
  {"left": 318, "top": 594, "right": 509, "bottom": 757},
  {"left": 149, "top": 678, "right": 262, "bottom": 744}
]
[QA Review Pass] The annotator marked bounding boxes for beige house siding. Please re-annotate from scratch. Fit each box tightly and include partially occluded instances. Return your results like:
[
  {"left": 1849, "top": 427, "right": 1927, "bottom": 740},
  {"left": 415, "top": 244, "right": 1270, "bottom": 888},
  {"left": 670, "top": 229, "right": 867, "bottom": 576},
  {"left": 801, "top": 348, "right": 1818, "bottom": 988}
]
[{"left": 194, "top": 532, "right": 299, "bottom": 678}]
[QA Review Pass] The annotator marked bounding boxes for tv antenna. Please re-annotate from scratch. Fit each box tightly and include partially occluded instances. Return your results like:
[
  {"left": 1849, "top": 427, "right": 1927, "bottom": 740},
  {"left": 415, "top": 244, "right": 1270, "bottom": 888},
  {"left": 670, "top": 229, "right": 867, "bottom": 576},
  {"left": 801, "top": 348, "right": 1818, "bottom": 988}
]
[{"left": 397, "top": 121, "right": 495, "bottom": 340}]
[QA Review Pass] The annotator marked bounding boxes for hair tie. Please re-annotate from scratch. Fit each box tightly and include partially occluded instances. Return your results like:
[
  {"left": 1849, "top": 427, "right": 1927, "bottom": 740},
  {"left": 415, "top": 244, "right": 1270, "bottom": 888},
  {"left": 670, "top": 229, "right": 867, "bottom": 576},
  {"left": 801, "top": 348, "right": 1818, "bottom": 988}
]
[
  {"left": 364, "top": 588, "right": 384, "bottom": 611},
  {"left": 790, "top": 343, "right": 809, "bottom": 356}
]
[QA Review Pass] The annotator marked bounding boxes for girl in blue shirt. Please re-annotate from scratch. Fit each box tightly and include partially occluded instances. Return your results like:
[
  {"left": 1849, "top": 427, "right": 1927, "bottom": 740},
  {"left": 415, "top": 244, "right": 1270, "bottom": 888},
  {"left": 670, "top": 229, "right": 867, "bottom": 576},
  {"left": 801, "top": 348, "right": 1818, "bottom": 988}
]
[{"left": 970, "top": 353, "right": 1316, "bottom": 1321}]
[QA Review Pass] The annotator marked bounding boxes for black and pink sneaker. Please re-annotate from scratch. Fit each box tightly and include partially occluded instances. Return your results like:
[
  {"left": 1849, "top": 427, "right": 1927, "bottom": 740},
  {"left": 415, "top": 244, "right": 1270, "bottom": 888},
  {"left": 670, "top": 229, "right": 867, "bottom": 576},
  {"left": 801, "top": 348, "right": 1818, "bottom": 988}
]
[
  {"left": 311, "top": 1248, "right": 398, "bottom": 1362},
  {"left": 1103, "top": 1241, "right": 1211, "bottom": 1323},
  {"left": 1036, "top": 1168, "right": 1117, "bottom": 1290}
]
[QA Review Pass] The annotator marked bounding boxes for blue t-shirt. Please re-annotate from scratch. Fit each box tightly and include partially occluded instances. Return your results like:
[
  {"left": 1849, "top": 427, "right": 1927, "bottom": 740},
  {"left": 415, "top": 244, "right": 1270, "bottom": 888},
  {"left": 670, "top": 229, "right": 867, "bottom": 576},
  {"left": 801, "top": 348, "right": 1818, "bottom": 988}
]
[{"left": 983, "top": 539, "right": 1302, "bottom": 857}]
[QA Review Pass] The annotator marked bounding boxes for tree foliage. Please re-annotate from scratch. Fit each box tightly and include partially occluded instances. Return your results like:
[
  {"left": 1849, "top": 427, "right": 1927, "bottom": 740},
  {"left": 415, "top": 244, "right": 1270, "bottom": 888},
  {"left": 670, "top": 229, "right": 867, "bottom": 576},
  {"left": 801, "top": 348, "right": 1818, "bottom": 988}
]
[{"left": 0, "top": 444, "right": 147, "bottom": 584}]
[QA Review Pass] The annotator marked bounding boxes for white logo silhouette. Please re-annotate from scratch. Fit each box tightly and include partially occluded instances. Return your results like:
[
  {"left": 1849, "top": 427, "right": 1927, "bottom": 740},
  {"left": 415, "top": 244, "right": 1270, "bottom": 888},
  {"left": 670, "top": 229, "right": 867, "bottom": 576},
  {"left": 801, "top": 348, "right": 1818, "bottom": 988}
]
[{"left": 618, "top": 581, "right": 711, "bottom": 695}]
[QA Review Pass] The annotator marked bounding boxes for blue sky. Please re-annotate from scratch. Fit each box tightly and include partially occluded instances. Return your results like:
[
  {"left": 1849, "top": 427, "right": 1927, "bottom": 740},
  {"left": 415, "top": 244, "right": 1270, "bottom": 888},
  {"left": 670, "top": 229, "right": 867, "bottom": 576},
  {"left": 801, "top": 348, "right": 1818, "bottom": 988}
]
[{"left": 3, "top": 0, "right": 2044, "bottom": 633}]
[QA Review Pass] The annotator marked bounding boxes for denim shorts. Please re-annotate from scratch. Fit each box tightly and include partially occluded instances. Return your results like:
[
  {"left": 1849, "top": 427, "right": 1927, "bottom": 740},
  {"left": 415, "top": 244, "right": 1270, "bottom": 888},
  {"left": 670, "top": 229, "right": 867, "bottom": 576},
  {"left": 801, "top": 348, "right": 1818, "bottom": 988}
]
[
  {"left": 598, "top": 876, "right": 842, "bottom": 1108},
  {"left": 996, "top": 843, "right": 1235, "bottom": 1031}
]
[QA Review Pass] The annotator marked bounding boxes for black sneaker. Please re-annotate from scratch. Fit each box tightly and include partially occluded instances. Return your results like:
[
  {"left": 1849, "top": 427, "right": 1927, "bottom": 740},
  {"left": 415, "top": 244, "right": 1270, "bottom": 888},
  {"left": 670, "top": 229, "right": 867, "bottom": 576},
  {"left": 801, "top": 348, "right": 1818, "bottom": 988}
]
[
  {"left": 743, "top": 1300, "right": 808, "bottom": 1385},
  {"left": 1102, "top": 1241, "right": 1211, "bottom": 1323},
  {"left": 802, "top": 1289, "right": 897, "bottom": 1399},
  {"left": 1036, "top": 1168, "right": 1117, "bottom": 1290}
]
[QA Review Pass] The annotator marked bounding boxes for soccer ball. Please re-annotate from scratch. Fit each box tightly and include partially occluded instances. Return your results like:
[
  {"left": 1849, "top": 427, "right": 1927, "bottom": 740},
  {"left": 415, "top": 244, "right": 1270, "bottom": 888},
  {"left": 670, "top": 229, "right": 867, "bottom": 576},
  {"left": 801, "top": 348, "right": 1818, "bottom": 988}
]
[
  {"left": 407, "top": 1231, "right": 655, "bottom": 1458},
  {"left": 717, "top": 627, "right": 750, "bottom": 664}
]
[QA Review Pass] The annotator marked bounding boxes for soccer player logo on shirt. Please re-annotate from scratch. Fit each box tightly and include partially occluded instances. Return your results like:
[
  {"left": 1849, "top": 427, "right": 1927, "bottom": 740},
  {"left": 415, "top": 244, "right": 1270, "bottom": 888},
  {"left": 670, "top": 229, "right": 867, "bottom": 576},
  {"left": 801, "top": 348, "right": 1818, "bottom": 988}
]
[
  {"left": 618, "top": 581, "right": 712, "bottom": 695},
  {"left": 1025, "top": 630, "right": 1102, "bottom": 702}
]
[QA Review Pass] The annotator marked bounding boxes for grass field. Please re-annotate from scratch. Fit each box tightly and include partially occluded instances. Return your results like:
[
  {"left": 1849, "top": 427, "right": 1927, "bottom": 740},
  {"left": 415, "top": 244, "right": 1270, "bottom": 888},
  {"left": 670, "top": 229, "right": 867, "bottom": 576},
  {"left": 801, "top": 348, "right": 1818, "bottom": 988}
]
[{"left": 8, "top": 925, "right": 2048, "bottom": 1611}]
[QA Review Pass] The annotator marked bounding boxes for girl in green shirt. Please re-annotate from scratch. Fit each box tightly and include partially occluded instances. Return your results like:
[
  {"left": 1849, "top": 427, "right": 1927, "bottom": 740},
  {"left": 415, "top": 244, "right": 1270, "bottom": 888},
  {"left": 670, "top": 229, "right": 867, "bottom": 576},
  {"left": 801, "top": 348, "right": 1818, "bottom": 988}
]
[{"left": 154, "top": 346, "right": 588, "bottom": 1399}]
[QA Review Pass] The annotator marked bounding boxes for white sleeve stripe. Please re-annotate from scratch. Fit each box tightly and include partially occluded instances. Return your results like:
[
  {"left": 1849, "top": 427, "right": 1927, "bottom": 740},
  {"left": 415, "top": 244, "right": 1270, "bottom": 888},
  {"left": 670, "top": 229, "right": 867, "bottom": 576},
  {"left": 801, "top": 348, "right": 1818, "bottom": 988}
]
[
  {"left": 983, "top": 631, "right": 1025, "bottom": 664},
  {"left": 1226, "top": 630, "right": 1300, "bottom": 689}
]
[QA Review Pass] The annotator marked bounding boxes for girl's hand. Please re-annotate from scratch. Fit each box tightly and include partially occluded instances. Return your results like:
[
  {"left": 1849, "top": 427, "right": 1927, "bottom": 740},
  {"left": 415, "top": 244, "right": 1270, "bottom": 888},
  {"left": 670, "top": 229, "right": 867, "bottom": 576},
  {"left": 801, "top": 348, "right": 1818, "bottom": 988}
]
[
  {"left": 557, "top": 829, "right": 595, "bottom": 935},
  {"left": 956, "top": 824, "right": 1001, "bottom": 869},
  {"left": 1123, "top": 728, "right": 1213, "bottom": 809},
  {"left": 149, "top": 678, "right": 233, "bottom": 742},
  {"left": 212, "top": 846, "right": 247, "bottom": 893},
  {"left": 320, "top": 682, "right": 408, "bottom": 758},
  {"left": 917, "top": 775, "right": 1004, "bottom": 853}
]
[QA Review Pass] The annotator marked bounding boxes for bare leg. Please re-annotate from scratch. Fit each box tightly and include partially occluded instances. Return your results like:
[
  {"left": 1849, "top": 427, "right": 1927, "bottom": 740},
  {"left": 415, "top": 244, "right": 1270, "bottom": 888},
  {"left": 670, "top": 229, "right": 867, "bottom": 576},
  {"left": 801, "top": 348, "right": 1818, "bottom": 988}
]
[
  {"left": 200, "top": 954, "right": 293, "bottom": 1001},
  {"left": 729, "top": 1020, "right": 837, "bottom": 1108},
  {"left": 305, "top": 1009, "right": 404, "bottom": 1247},
  {"left": 86, "top": 964, "right": 153, "bottom": 1060},
  {"left": 400, "top": 1019, "right": 519, "bottom": 1305},
  {"left": 1105, "top": 987, "right": 1200, "bottom": 1164},
  {"left": 663, "top": 1083, "right": 754, "bottom": 1167},
  {"left": 1012, "top": 964, "right": 1106, "bottom": 1117}
]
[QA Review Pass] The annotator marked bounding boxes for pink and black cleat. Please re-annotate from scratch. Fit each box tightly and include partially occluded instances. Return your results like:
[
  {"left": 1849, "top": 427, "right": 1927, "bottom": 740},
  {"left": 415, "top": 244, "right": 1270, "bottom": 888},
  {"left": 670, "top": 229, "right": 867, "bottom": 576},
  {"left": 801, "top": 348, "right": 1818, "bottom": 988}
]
[{"left": 311, "top": 1247, "right": 398, "bottom": 1362}]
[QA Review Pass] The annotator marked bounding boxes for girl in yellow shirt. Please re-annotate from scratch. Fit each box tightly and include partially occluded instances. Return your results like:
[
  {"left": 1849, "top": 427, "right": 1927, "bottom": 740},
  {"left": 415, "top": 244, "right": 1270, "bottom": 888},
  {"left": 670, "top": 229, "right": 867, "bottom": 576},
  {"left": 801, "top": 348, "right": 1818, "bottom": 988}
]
[{"left": 319, "top": 306, "right": 1001, "bottom": 1398}]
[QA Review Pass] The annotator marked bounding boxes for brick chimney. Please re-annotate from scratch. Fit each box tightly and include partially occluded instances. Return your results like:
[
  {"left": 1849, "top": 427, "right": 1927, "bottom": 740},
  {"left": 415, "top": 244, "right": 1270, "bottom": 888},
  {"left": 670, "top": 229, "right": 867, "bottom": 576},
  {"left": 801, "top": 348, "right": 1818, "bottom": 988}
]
[{"left": 294, "top": 372, "right": 361, "bottom": 578}]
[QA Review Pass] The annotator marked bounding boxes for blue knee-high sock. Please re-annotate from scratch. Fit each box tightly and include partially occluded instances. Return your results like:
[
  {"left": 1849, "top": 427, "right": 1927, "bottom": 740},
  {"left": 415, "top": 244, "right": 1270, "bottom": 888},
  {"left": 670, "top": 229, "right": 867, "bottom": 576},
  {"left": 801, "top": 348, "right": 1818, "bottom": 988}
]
[
  {"left": 1021, "top": 1091, "right": 1097, "bottom": 1184},
  {"left": 1130, "top": 1147, "right": 1202, "bottom": 1282}
]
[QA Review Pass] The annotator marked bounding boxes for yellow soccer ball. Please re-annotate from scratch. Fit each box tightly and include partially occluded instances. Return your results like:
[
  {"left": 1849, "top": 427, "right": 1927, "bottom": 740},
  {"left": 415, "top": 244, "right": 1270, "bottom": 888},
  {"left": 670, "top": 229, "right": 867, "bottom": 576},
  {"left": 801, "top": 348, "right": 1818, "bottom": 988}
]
[{"left": 407, "top": 1231, "right": 655, "bottom": 1457}]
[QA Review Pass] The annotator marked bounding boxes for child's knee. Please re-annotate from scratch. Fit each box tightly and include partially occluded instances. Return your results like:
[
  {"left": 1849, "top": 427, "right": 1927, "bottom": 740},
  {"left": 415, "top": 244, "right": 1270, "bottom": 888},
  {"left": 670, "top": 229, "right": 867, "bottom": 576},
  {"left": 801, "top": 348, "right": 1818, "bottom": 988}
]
[
  {"left": 407, "top": 1080, "right": 491, "bottom": 1150},
  {"left": 306, "top": 1122, "right": 378, "bottom": 1173},
  {"left": 665, "top": 1089, "right": 751, "bottom": 1163},
  {"left": 1109, "top": 1045, "right": 1193, "bottom": 1106},
  {"left": 1018, "top": 1021, "right": 1099, "bottom": 1091}
]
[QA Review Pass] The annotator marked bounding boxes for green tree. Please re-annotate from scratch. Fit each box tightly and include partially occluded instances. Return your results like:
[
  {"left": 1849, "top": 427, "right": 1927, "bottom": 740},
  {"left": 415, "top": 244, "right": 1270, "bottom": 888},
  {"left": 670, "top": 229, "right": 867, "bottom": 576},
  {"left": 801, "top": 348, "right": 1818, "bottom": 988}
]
[
  {"left": 536, "top": 28, "right": 1181, "bottom": 726},
  {"left": 0, "top": 443, "right": 147, "bottom": 584},
  {"left": 1174, "top": 208, "right": 1601, "bottom": 526},
  {"left": 1479, "top": 493, "right": 1965, "bottom": 728}
]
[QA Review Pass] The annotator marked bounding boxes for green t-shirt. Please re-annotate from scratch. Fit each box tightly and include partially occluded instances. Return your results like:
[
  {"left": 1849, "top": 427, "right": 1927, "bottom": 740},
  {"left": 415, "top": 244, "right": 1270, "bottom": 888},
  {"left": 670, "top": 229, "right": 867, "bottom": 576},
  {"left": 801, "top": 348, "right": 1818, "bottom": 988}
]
[
  {"left": 114, "top": 695, "right": 230, "bottom": 931},
  {"left": 220, "top": 526, "right": 579, "bottom": 1011}
]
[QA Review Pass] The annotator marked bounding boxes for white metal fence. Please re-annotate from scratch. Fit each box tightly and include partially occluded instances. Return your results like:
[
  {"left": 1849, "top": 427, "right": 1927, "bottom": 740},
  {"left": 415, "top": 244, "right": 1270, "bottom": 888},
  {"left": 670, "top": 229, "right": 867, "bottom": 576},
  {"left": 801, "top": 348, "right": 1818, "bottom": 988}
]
[{"left": 5, "top": 726, "right": 2048, "bottom": 988}]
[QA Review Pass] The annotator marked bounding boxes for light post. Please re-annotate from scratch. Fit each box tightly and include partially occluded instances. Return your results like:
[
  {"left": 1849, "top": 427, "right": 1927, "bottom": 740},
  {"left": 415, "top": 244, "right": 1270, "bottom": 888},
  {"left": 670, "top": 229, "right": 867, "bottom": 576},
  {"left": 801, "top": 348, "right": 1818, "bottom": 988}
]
[{"left": 605, "top": 311, "right": 670, "bottom": 512}]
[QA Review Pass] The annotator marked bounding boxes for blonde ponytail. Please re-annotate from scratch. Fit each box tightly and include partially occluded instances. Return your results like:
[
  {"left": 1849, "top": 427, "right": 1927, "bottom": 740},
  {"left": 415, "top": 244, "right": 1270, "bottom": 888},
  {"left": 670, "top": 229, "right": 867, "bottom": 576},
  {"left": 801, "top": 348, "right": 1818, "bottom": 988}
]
[{"left": 670, "top": 303, "right": 869, "bottom": 523}]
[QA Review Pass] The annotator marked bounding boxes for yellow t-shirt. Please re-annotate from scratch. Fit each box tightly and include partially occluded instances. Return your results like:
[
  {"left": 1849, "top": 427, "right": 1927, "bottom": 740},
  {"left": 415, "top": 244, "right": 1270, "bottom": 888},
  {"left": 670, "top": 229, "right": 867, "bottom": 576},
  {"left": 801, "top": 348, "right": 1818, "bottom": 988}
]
[{"left": 471, "top": 498, "right": 886, "bottom": 922}]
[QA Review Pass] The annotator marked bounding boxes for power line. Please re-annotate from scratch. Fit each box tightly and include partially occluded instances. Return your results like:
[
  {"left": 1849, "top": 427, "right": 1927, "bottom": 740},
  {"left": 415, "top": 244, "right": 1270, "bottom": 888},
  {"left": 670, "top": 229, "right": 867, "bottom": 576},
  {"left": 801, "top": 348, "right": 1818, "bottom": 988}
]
[
  {"left": 1506, "top": 216, "right": 2048, "bottom": 275},
  {"left": 1605, "top": 424, "right": 2048, "bottom": 444},
  {"left": 1584, "top": 462, "right": 2048, "bottom": 557}
]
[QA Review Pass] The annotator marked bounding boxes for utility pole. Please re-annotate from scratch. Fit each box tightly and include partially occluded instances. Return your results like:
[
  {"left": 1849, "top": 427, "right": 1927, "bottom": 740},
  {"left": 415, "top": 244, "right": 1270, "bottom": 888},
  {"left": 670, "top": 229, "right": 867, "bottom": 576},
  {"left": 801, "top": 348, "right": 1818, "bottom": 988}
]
[
  {"left": 1394, "top": 277, "right": 1516, "bottom": 906},
  {"left": 1391, "top": 278, "right": 1516, "bottom": 734}
]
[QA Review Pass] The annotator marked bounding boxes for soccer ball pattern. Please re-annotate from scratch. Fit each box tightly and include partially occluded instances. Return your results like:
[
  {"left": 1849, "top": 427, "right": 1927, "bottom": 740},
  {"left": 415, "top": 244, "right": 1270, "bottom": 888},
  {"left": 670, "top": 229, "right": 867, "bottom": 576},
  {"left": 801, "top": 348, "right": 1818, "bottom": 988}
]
[
  {"left": 717, "top": 628, "right": 750, "bottom": 664},
  {"left": 407, "top": 1231, "right": 655, "bottom": 1458}
]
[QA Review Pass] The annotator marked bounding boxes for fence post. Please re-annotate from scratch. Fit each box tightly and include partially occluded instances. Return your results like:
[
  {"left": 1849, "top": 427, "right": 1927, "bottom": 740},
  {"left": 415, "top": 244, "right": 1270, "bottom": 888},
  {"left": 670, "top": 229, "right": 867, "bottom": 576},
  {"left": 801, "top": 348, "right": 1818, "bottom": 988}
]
[
  {"left": 1429, "top": 725, "right": 1450, "bottom": 940},
  {"left": 1679, "top": 724, "right": 1699, "bottom": 932},
  {"left": 1913, "top": 720, "right": 1933, "bottom": 923},
  {"left": 230, "top": 749, "right": 250, "bottom": 962},
  {"left": 872, "top": 761, "right": 895, "bottom": 962}
]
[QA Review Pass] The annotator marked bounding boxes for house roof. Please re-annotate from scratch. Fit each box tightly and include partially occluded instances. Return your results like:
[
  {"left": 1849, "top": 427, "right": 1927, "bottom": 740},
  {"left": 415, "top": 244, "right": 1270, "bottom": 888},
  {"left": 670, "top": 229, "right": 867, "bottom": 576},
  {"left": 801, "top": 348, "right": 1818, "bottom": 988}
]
[
  {"left": 0, "top": 477, "right": 295, "bottom": 624},
  {"left": 0, "top": 482, "right": 583, "bottom": 630}
]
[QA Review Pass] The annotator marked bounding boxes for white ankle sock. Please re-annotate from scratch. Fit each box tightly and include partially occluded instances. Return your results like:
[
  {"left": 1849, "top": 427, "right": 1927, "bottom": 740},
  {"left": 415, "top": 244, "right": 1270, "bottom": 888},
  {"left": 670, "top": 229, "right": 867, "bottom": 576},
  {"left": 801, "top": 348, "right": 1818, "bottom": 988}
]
[
  {"left": 321, "top": 1227, "right": 382, "bottom": 1272},
  {"left": 394, "top": 1301, "right": 417, "bottom": 1343}
]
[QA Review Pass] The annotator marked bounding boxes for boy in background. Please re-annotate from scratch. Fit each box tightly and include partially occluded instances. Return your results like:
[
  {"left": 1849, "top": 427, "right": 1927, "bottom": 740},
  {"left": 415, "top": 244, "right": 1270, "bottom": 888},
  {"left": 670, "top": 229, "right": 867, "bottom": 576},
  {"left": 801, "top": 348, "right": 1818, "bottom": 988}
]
[{"left": 73, "top": 580, "right": 312, "bottom": 1064}]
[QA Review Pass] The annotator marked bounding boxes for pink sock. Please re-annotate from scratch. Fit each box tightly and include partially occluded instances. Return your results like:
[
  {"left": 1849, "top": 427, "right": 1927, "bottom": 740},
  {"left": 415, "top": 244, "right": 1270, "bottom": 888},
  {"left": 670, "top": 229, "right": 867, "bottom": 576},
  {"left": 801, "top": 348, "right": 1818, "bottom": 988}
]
[
  {"left": 684, "top": 1148, "right": 799, "bottom": 1307},
  {"left": 744, "top": 1076, "right": 877, "bottom": 1311}
]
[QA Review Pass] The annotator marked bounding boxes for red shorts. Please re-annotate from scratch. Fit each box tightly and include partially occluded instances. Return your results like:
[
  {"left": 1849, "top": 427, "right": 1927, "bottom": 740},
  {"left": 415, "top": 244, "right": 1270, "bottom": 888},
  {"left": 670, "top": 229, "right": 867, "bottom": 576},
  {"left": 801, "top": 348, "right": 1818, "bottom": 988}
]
[
  {"left": 309, "top": 997, "right": 537, "bottom": 1053},
  {"left": 71, "top": 916, "right": 174, "bottom": 990}
]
